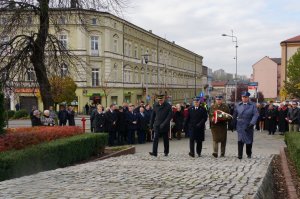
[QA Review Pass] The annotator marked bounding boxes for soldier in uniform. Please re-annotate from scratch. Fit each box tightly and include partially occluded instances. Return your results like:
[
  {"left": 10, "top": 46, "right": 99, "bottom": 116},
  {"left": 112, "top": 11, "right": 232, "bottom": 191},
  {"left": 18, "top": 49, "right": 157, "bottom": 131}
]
[
  {"left": 232, "top": 91, "right": 259, "bottom": 159},
  {"left": 149, "top": 93, "right": 173, "bottom": 157},
  {"left": 184, "top": 97, "right": 208, "bottom": 157},
  {"left": 209, "top": 95, "right": 230, "bottom": 158}
]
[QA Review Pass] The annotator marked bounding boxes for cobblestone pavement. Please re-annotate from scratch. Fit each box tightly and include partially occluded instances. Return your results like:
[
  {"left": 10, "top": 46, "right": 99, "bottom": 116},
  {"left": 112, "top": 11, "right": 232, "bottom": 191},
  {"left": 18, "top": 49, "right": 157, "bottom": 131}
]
[{"left": 0, "top": 130, "right": 285, "bottom": 199}]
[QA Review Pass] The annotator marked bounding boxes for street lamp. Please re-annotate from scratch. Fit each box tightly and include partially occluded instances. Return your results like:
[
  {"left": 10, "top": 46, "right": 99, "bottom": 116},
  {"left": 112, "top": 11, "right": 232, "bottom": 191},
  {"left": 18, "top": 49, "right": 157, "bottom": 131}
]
[
  {"left": 222, "top": 30, "right": 238, "bottom": 103},
  {"left": 142, "top": 54, "right": 150, "bottom": 103}
]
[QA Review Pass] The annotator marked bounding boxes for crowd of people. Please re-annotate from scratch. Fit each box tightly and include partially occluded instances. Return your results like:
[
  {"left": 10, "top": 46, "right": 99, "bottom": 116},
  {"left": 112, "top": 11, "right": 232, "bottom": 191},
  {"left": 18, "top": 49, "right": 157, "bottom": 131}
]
[
  {"left": 30, "top": 105, "right": 76, "bottom": 127},
  {"left": 27, "top": 93, "right": 300, "bottom": 159}
]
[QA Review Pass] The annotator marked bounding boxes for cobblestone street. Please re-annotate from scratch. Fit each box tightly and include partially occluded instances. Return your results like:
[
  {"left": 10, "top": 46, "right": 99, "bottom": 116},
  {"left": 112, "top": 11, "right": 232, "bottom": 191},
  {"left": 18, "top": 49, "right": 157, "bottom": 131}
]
[{"left": 0, "top": 130, "right": 285, "bottom": 198}]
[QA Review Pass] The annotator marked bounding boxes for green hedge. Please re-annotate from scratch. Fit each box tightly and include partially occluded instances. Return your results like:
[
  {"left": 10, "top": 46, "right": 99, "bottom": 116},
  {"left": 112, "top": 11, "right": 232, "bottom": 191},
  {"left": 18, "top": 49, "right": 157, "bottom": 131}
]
[
  {"left": 0, "top": 133, "right": 108, "bottom": 181},
  {"left": 13, "top": 109, "right": 28, "bottom": 119},
  {"left": 6, "top": 110, "right": 15, "bottom": 119},
  {"left": 285, "top": 132, "right": 300, "bottom": 175}
]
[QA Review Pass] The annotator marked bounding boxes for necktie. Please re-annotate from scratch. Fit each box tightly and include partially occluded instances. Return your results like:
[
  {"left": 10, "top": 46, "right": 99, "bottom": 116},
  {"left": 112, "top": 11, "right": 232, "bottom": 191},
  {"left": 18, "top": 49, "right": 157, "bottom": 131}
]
[{"left": 195, "top": 107, "right": 198, "bottom": 110}]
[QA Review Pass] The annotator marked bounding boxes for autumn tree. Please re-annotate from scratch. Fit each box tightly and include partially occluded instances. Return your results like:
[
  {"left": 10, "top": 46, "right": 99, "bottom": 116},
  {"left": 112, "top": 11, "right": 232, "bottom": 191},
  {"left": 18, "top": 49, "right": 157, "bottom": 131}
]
[
  {"left": 0, "top": 0, "right": 126, "bottom": 109},
  {"left": 284, "top": 49, "right": 300, "bottom": 98},
  {"left": 50, "top": 76, "right": 77, "bottom": 107}
]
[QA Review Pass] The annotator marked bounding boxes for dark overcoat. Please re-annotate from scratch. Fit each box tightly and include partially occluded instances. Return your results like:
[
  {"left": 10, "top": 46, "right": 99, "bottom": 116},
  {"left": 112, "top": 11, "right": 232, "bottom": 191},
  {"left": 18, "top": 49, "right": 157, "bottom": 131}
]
[
  {"left": 105, "top": 110, "right": 118, "bottom": 132},
  {"left": 94, "top": 111, "right": 106, "bottom": 132},
  {"left": 233, "top": 102, "right": 259, "bottom": 144},
  {"left": 278, "top": 106, "right": 288, "bottom": 132},
  {"left": 150, "top": 101, "right": 173, "bottom": 133},
  {"left": 210, "top": 103, "right": 230, "bottom": 142},
  {"left": 184, "top": 105, "right": 208, "bottom": 141},
  {"left": 126, "top": 111, "right": 138, "bottom": 131},
  {"left": 265, "top": 107, "right": 278, "bottom": 133}
]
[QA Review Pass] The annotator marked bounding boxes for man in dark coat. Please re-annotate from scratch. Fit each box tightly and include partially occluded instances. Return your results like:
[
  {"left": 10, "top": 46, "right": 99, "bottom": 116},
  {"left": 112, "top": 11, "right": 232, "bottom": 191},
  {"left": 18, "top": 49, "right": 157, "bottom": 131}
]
[
  {"left": 287, "top": 101, "right": 299, "bottom": 132},
  {"left": 105, "top": 104, "right": 118, "bottom": 146},
  {"left": 117, "top": 106, "right": 127, "bottom": 145},
  {"left": 137, "top": 106, "right": 148, "bottom": 144},
  {"left": 126, "top": 105, "right": 138, "bottom": 144},
  {"left": 67, "top": 106, "right": 76, "bottom": 126},
  {"left": 266, "top": 104, "right": 278, "bottom": 135},
  {"left": 232, "top": 91, "right": 259, "bottom": 159},
  {"left": 185, "top": 97, "right": 208, "bottom": 157},
  {"left": 209, "top": 95, "right": 230, "bottom": 158},
  {"left": 58, "top": 105, "right": 68, "bottom": 126},
  {"left": 149, "top": 93, "right": 173, "bottom": 157}
]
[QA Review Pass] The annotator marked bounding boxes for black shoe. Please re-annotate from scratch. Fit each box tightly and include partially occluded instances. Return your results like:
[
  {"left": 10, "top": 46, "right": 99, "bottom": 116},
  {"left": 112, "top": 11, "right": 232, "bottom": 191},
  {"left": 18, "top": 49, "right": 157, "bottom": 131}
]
[
  {"left": 238, "top": 156, "right": 242, "bottom": 159},
  {"left": 212, "top": 153, "right": 218, "bottom": 158},
  {"left": 149, "top": 152, "right": 157, "bottom": 157},
  {"left": 197, "top": 153, "right": 201, "bottom": 157},
  {"left": 189, "top": 152, "right": 195, "bottom": 157},
  {"left": 220, "top": 154, "right": 225, "bottom": 157},
  {"left": 247, "top": 155, "right": 251, "bottom": 159},
  {"left": 164, "top": 153, "right": 168, "bottom": 157}
]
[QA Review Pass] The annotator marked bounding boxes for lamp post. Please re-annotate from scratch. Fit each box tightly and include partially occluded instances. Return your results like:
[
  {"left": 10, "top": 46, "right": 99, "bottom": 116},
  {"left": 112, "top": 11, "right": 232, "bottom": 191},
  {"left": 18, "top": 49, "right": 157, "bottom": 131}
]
[
  {"left": 222, "top": 30, "right": 238, "bottom": 103},
  {"left": 142, "top": 54, "right": 149, "bottom": 103}
]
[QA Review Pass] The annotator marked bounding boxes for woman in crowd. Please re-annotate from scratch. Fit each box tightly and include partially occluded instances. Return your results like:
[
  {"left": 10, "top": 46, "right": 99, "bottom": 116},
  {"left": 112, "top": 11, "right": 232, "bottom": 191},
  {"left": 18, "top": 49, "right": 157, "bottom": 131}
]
[
  {"left": 265, "top": 104, "right": 278, "bottom": 135},
  {"left": 173, "top": 104, "right": 184, "bottom": 140},
  {"left": 32, "top": 110, "right": 42, "bottom": 126},
  {"left": 93, "top": 104, "right": 106, "bottom": 133},
  {"left": 258, "top": 103, "right": 266, "bottom": 132},
  {"left": 41, "top": 110, "right": 56, "bottom": 126}
]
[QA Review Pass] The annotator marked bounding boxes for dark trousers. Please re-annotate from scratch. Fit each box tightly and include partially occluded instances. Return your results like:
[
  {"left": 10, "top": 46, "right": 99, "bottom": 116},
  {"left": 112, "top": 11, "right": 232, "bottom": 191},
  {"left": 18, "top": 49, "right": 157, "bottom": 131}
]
[
  {"left": 238, "top": 141, "right": 252, "bottom": 158},
  {"left": 108, "top": 131, "right": 116, "bottom": 146},
  {"left": 190, "top": 137, "right": 203, "bottom": 155},
  {"left": 137, "top": 130, "right": 145, "bottom": 144},
  {"left": 127, "top": 130, "right": 136, "bottom": 145},
  {"left": 59, "top": 121, "right": 67, "bottom": 126},
  {"left": 152, "top": 131, "right": 169, "bottom": 155}
]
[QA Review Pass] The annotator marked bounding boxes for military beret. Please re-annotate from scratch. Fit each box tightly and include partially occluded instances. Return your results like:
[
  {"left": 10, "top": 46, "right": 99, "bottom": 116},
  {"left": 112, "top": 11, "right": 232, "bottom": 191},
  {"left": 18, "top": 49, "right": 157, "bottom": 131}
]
[{"left": 241, "top": 91, "right": 250, "bottom": 97}]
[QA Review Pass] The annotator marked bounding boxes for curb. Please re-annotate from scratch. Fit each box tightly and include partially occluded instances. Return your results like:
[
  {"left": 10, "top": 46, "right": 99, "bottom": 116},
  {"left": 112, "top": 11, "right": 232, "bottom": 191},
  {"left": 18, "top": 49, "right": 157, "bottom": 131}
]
[
  {"left": 280, "top": 146, "right": 298, "bottom": 199},
  {"left": 250, "top": 155, "right": 274, "bottom": 199},
  {"left": 94, "top": 146, "right": 136, "bottom": 161}
]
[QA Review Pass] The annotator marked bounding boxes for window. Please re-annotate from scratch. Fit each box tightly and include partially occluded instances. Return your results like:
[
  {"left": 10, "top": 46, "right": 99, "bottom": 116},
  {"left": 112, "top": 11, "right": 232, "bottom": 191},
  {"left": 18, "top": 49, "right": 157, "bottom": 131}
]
[
  {"left": 91, "top": 18, "right": 97, "bottom": 25},
  {"left": 58, "top": 16, "right": 66, "bottom": 24},
  {"left": 128, "top": 43, "right": 131, "bottom": 57},
  {"left": 113, "top": 35, "right": 119, "bottom": 53},
  {"left": 27, "top": 16, "right": 32, "bottom": 25},
  {"left": 58, "top": 35, "right": 67, "bottom": 49},
  {"left": 113, "top": 64, "right": 118, "bottom": 81},
  {"left": 111, "top": 96, "right": 118, "bottom": 104},
  {"left": 114, "top": 22, "right": 117, "bottom": 28},
  {"left": 134, "top": 66, "right": 139, "bottom": 83},
  {"left": 60, "top": 63, "right": 68, "bottom": 77},
  {"left": 92, "top": 68, "right": 99, "bottom": 86},
  {"left": 134, "top": 45, "right": 138, "bottom": 58},
  {"left": 124, "top": 66, "right": 131, "bottom": 82},
  {"left": 27, "top": 68, "right": 35, "bottom": 81},
  {"left": 91, "top": 36, "right": 99, "bottom": 56}
]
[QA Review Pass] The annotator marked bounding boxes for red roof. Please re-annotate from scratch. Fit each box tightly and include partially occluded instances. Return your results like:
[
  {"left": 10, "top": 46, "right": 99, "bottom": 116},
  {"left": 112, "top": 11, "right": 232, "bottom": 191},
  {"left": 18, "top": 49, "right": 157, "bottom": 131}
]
[{"left": 281, "top": 35, "right": 300, "bottom": 43}]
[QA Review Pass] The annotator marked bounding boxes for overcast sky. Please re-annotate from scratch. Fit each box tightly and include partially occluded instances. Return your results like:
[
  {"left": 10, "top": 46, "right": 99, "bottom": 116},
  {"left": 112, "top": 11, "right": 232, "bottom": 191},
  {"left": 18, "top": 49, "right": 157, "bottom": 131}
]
[{"left": 123, "top": 0, "right": 300, "bottom": 77}]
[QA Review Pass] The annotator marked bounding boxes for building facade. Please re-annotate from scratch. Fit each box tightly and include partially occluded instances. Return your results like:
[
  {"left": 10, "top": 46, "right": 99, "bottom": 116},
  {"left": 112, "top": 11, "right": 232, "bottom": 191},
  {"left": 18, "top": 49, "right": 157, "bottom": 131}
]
[
  {"left": 280, "top": 35, "right": 300, "bottom": 93},
  {"left": 252, "top": 56, "right": 281, "bottom": 99},
  {"left": 1, "top": 9, "right": 204, "bottom": 112}
]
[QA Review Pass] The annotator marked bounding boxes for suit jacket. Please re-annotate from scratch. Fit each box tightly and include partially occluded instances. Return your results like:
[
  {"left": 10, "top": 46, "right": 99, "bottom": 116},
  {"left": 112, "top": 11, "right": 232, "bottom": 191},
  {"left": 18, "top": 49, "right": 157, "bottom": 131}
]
[
  {"left": 184, "top": 105, "right": 208, "bottom": 140},
  {"left": 126, "top": 111, "right": 138, "bottom": 130},
  {"left": 105, "top": 110, "right": 118, "bottom": 131},
  {"left": 138, "top": 112, "right": 148, "bottom": 131},
  {"left": 150, "top": 101, "right": 173, "bottom": 132}
]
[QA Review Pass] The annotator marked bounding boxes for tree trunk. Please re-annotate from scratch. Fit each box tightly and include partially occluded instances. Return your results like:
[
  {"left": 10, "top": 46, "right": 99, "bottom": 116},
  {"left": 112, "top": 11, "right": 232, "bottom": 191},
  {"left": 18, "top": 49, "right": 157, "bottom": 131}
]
[{"left": 30, "top": 0, "right": 54, "bottom": 110}]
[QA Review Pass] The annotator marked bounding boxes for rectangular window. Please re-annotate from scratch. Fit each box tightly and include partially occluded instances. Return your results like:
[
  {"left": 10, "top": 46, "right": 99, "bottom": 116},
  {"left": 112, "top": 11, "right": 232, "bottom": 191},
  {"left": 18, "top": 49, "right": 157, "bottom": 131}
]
[
  {"left": 59, "top": 35, "right": 67, "bottom": 49},
  {"left": 134, "top": 46, "right": 138, "bottom": 58},
  {"left": 111, "top": 96, "right": 118, "bottom": 104},
  {"left": 113, "top": 39, "right": 118, "bottom": 53},
  {"left": 128, "top": 43, "right": 131, "bottom": 57},
  {"left": 27, "top": 68, "right": 36, "bottom": 81},
  {"left": 91, "top": 18, "right": 97, "bottom": 25},
  {"left": 92, "top": 68, "right": 99, "bottom": 86},
  {"left": 91, "top": 36, "right": 99, "bottom": 56}
]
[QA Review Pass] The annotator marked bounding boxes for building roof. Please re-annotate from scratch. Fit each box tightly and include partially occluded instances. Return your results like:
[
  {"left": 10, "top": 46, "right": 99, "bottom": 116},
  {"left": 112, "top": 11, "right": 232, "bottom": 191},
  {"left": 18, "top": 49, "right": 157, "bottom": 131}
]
[
  {"left": 270, "top": 58, "right": 281, "bottom": 65},
  {"left": 281, "top": 35, "right": 300, "bottom": 43}
]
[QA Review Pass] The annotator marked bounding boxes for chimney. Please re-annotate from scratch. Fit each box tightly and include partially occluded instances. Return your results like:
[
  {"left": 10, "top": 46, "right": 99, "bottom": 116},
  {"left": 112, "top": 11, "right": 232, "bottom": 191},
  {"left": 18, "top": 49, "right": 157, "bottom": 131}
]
[
  {"left": 70, "top": 0, "right": 79, "bottom": 8},
  {"left": 149, "top": 30, "right": 152, "bottom": 33}
]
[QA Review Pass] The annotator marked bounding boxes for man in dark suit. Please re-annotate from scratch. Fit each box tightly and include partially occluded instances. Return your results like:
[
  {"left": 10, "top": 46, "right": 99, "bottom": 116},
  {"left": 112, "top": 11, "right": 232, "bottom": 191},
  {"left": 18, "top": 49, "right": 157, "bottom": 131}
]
[
  {"left": 126, "top": 105, "right": 138, "bottom": 144},
  {"left": 184, "top": 97, "right": 208, "bottom": 157},
  {"left": 105, "top": 104, "right": 118, "bottom": 146},
  {"left": 149, "top": 93, "right": 173, "bottom": 157}
]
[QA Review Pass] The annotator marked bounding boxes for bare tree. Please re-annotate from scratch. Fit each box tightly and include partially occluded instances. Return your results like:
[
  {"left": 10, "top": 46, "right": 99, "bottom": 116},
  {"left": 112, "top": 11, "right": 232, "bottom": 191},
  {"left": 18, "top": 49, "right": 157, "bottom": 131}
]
[{"left": 0, "top": 0, "right": 127, "bottom": 109}]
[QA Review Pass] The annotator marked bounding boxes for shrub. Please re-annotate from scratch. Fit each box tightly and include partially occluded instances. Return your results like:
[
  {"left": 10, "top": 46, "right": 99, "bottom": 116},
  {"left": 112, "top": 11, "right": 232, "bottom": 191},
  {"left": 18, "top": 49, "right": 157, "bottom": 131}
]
[
  {"left": 1, "top": 126, "right": 84, "bottom": 152},
  {"left": 5, "top": 110, "right": 15, "bottom": 119},
  {"left": 285, "top": 132, "right": 300, "bottom": 175},
  {"left": 13, "top": 109, "right": 28, "bottom": 119},
  {"left": 0, "top": 133, "right": 108, "bottom": 181}
]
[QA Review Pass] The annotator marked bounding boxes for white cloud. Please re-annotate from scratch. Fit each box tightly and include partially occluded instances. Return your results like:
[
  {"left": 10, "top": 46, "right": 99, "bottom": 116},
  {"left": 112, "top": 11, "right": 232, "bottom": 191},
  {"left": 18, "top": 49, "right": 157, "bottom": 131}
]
[{"left": 123, "top": 0, "right": 300, "bottom": 77}]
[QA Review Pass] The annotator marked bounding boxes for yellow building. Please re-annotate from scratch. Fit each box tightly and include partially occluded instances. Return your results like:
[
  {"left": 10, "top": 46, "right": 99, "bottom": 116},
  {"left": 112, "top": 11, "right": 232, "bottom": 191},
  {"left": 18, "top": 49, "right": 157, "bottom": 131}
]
[
  {"left": 2, "top": 9, "right": 205, "bottom": 113},
  {"left": 280, "top": 35, "right": 300, "bottom": 93}
]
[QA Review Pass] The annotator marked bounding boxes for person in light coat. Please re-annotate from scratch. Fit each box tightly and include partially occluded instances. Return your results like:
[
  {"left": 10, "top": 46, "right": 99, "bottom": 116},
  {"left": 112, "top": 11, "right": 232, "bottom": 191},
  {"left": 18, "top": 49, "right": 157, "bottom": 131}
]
[{"left": 232, "top": 91, "right": 259, "bottom": 159}]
